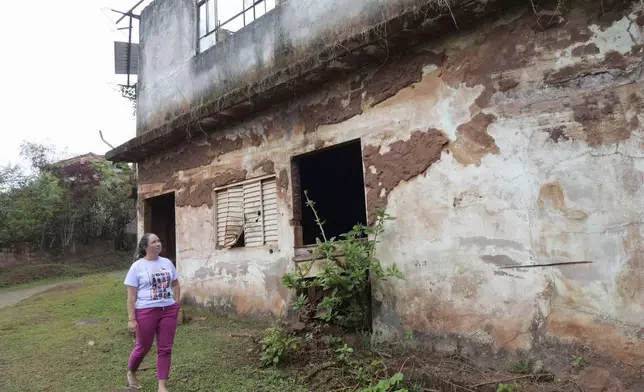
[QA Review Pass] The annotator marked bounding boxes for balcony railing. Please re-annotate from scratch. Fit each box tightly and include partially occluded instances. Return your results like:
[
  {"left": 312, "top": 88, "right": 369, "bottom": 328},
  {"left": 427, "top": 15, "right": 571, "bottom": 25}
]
[{"left": 198, "top": 0, "right": 277, "bottom": 52}]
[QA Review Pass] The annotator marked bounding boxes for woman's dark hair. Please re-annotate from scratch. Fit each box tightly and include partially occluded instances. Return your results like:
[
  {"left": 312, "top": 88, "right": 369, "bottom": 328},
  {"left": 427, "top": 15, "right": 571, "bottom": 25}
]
[{"left": 134, "top": 233, "right": 154, "bottom": 261}]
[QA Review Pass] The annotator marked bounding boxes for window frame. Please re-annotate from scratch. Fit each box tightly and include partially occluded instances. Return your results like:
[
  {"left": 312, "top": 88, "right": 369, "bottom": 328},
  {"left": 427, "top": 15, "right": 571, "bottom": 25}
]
[{"left": 196, "top": 0, "right": 278, "bottom": 53}]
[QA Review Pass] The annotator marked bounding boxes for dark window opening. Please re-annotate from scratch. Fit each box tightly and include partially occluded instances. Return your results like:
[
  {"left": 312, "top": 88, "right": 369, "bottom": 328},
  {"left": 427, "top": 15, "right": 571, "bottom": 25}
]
[
  {"left": 144, "top": 193, "right": 176, "bottom": 264},
  {"left": 295, "top": 140, "right": 367, "bottom": 246},
  {"left": 232, "top": 230, "right": 245, "bottom": 248}
]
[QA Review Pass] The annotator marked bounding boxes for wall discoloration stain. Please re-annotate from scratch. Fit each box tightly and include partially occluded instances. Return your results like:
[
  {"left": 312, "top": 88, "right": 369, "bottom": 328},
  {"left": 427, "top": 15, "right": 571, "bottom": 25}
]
[
  {"left": 571, "top": 42, "right": 601, "bottom": 56},
  {"left": 252, "top": 159, "right": 275, "bottom": 175},
  {"left": 449, "top": 113, "right": 499, "bottom": 166},
  {"left": 363, "top": 129, "right": 448, "bottom": 221},
  {"left": 615, "top": 226, "right": 644, "bottom": 303},
  {"left": 138, "top": 131, "right": 262, "bottom": 186},
  {"left": 481, "top": 254, "right": 520, "bottom": 268},
  {"left": 175, "top": 169, "right": 247, "bottom": 207},
  {"left": 363, "top": 50, "right": 444, "bottom": 107},
  {"left": 571, "top": 92, "right": 632, "bottom": 147},
  {"left": 538, "top": 181, "right": 589, "bottom": 220},
  {"left": 276, "top": 168, "right": 289, "bottom": 191},
  {"left": 543, "top": 126, "right": 571, "bottom": 143}
]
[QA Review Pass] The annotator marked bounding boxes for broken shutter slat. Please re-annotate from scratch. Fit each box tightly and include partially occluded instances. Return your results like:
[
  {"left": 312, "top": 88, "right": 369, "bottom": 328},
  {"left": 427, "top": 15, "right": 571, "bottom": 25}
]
[
  {"left": 215, "top": 189, "right": 229, "bottom": 247},
  {"left": 243, "top": 181, "right": 264, "bottom": 247},
  {"left": 262, "top": 179, "right": 278, "bottom": 243},
  {"left": 222, "top": 185, "right": 244, "bottom": 248}
]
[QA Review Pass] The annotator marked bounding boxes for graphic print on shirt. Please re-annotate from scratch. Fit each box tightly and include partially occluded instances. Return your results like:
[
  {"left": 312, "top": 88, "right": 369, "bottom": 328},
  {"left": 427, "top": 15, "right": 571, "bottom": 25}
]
[{"left": 147, "top": 267, "right": 173, "bottom": 300}]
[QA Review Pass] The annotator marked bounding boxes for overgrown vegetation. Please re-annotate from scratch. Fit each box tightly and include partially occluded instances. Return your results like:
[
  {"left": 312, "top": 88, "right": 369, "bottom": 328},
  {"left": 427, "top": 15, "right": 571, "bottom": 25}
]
[
  {"left": 260, "top": 325, "right": 300, "bottom": 367},
  {"left": 571, "top": 354, "right": 585, "bottom": 372},
  {"left": 0, "top": 141, "right": 135, "bottom": 254},
  {"left": 508, "top": 359, "right": 533, "bottom": 374},
  {"left": 497, "top": 383, "right": 522, "bottom": 392},
  {"left": 249, "top": 194, "right": 586, "bottom": 391},
  {"left": 282, "top": 191, "right": 403, "bottom": 330}
]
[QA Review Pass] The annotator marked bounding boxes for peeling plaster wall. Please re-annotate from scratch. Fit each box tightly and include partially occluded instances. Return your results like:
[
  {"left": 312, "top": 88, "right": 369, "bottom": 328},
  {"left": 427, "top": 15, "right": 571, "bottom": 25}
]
[
  {"left": 135, "top": 0, "right": 506, "bottom": 136},
  {"left": 138, "top": 0, "right": 644, "bottom": 376}
]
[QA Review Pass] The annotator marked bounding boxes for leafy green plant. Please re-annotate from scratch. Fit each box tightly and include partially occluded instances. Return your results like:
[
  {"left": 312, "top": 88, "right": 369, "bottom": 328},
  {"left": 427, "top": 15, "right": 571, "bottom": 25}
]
[
  {"left": 571, "top": 354, "right": 585, "bottom": 371},
  {"left": 282, "top": 191, "right": 404, "bottom": 329},
  {"left": 508, "top": 359, "right": 532, "bottom": 374},
  {"left": 358, "top": 372, "right": 408, "bottom": 392},
  {"left": 259, "top": 326, "right": 300, "bottom": 367},
  {"left": 497, "top": 383, "right": 521, "bottom": 392},
  {"left": 336, "top": 343, "right": 354, "bottom": 365}
]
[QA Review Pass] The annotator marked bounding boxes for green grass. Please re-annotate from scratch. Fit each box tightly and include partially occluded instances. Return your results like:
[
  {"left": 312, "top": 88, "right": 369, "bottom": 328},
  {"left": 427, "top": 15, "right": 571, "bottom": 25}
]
[
  {"left": 0, "top": 272, "right": 309, "bottom": 392},
  {"left": 0, "top": 251, "right": 132, "bottom": 289},
  {"left": 0, "top": 274, "right": 75, "bottom": 293}
]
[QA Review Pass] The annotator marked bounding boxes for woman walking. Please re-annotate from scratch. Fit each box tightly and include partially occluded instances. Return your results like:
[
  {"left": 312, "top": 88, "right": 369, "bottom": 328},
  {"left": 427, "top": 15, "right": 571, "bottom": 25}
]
[{"left": 124, "top": 233, "right": 181, "bottom": 392}]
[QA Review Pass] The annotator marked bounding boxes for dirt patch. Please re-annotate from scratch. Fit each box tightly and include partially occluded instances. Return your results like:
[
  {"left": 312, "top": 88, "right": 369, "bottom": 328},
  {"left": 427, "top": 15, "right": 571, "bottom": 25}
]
[
  {"left": 363, "top": 128, "right": 448, "bottom": 222},
  {"left": 449, "top": 113, "right": 499, "bottom": 166},
  {"left": 262, "top": 326, "right": 591, "bottom": 392}
]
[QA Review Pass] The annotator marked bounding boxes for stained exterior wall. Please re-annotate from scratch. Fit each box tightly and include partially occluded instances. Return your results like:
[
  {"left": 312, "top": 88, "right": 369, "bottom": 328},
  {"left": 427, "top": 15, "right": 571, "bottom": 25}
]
[
  {"left": 132, "top": 0, "right": 507, "bottom": 138},
  {"left": 136, "top": 0, "right": 644, "bottom": 379}
]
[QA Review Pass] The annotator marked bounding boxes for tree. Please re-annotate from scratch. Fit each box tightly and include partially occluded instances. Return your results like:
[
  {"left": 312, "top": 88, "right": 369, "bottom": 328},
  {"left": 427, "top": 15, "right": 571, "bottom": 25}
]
[
  {"left": 19, "top": 141, "right": 57, "bottom": 173},
  {"left": 0, "top": 141, "right": 136, "bottom": 252},
  {"left": 0, "top": 172, "right": 63, "bottom": 248}
]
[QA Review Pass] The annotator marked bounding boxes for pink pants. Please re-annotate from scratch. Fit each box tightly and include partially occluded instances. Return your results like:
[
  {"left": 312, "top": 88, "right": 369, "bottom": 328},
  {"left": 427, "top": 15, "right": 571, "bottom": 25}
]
[{"left": 128, "top": 303, "right": 179, "bottom": 380}]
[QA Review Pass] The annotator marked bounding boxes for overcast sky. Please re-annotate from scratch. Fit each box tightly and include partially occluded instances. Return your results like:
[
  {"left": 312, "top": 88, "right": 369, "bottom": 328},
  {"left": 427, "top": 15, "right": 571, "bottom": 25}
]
[
  {"left": 0, "top": 0, "right": 152, "bottom": 166},
  {"left": 0, "top": 0, "right": 273, "bottom": 167}
]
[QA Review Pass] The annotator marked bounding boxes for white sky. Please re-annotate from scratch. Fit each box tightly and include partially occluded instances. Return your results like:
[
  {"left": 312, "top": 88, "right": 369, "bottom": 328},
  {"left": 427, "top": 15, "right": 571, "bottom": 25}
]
[
  {"left": 0, "top": 0, "right": 273, "bottom": 167},
  {"left": 0, "top": 0, "right": 152, "bottom": 166}
]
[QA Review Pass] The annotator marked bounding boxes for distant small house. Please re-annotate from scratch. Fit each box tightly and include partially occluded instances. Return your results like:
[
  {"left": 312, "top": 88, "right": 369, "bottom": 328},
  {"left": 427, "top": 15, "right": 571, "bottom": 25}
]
[{"left": 106, "top": 0, "right": 644, "bottom": 378}]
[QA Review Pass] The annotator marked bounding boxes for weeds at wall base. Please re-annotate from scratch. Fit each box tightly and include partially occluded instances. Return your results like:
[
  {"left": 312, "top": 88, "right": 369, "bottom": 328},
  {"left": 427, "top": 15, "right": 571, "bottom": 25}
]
[{"left": 254, "top": 195, "right": 592, "bottom": 390}]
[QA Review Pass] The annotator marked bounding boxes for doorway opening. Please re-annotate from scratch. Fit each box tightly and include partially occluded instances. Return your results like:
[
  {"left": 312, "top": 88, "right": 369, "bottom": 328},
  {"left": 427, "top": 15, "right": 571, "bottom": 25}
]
[
  {"left": 294, "top": 140, "right": 367, "bottom": 246},
  {"left": 144, "top": 192, "right": 177, "bottom": 264}
]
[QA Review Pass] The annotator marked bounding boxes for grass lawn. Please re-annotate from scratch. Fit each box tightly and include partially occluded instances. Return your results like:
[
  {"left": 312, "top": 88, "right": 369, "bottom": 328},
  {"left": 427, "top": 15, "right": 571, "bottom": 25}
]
[
  {"left": 0, "top": 275, "right": 76, "bottom": 294},
  {"left": 0, "top": 251, "right": 133, "bottom": 290},
  {"left": 0, "top": 272, "right": 308, "bottom": 392}
]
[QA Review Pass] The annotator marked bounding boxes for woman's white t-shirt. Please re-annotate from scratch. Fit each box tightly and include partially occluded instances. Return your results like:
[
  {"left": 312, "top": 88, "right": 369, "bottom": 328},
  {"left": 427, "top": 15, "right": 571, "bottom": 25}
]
[{"left": 124, "top": 257, "right": 178, "bottom": 309}]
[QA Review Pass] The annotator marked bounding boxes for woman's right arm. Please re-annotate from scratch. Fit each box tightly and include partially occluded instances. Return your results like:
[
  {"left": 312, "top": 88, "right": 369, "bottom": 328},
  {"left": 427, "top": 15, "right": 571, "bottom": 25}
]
[{"left": 127, "top": 286, "right": 137, "bottom": 332}]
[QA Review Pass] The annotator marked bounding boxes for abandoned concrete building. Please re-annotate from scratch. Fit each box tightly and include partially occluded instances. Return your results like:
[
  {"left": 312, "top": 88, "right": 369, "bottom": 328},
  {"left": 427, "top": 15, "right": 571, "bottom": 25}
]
[{"left": 106, "top": 0, "right": 644, "bottom": 379}]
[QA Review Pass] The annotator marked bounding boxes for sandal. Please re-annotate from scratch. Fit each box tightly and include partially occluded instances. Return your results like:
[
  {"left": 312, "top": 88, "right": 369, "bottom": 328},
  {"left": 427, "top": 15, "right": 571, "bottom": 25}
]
[{"left": 126, "top": 371, "right": 142, "bottom": 390}]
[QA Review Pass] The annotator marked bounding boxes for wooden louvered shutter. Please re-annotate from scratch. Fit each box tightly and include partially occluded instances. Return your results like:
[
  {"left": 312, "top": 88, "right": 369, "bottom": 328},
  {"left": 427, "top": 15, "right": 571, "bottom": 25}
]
[
  {"left": 216, "top": 177, "right": 278, "bottom": 248},
  {"left": 262, "top": 178, "right": 278, "bottom": 243},
  {"left": 216, "top": 185, "right": 244, "bottom": 248},
  {"left": 243, "top": 181, "right": 264, "bottom": 247}
]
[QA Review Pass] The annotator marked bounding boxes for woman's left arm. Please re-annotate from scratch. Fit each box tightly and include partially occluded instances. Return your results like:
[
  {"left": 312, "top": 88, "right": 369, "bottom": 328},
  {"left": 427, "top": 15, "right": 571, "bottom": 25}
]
[{"left": 172, "top": 279, "right": 181, "bottom": 305}]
